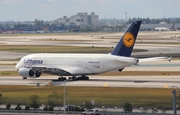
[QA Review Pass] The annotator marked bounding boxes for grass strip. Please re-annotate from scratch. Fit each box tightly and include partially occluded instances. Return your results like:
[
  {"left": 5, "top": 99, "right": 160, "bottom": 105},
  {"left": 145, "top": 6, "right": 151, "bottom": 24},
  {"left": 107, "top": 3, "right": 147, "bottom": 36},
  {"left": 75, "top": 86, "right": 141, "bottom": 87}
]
[
  {"left": 0, "top": 33, "right": 103, "bottom": 36},
  {"left": 0, "top": 45, "right": 112, "bottom": 53},
  {"left": 0, "top": 85, "right": 177, "bottom": 108},
  {"left": 1, "top": 71, "right": 180, "bottom": 76},
  {"left": 0, "top": 45, "right": 147, "bottom": 53}
]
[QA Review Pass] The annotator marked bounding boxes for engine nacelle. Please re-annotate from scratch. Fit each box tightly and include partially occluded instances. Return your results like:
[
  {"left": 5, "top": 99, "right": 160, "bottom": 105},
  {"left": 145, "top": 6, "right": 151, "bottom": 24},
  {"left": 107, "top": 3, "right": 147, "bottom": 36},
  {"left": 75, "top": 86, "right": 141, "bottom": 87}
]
[{"left": 18, "top": 68, "right": 41, "bottom": 78}]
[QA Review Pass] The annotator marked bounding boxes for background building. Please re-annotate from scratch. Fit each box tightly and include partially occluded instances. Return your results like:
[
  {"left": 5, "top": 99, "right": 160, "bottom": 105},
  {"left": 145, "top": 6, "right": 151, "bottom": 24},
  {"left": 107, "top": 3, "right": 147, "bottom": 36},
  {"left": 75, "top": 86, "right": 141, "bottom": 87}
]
[{"left": 56, "top": 12, "right": 99, "bottom": 26}]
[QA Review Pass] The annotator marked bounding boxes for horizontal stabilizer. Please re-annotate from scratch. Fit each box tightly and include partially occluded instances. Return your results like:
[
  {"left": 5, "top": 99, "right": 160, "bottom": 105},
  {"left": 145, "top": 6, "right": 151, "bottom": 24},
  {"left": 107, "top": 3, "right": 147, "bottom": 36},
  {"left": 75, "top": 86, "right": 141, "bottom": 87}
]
[{"left": 138, "top": 57, "right": 171, "bottom": 63}]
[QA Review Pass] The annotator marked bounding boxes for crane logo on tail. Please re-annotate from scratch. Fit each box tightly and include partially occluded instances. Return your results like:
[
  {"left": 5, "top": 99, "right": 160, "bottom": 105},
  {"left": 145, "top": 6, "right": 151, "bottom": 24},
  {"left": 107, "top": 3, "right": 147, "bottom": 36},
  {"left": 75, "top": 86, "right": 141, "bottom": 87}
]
[{"left": 123, "top": 32, "right": 135, "bottom": 47}]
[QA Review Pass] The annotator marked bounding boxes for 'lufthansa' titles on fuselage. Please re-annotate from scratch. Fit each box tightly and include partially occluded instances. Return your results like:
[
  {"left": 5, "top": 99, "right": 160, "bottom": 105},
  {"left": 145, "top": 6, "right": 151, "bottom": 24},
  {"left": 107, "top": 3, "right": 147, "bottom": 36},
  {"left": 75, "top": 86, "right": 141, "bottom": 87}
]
[
  {"left": 88, "top": 61, "right": 100, "bottom": 64},
  {"left": 24, "top": 59, "right": 43, "bottom": 65}
]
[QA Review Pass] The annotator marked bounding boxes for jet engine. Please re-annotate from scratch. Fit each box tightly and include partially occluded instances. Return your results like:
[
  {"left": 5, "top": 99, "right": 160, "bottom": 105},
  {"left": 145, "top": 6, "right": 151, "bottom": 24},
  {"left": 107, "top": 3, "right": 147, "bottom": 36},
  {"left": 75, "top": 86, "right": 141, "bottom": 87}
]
[{"left": 18, "top": 68, "right": 41, "bottom": 78}]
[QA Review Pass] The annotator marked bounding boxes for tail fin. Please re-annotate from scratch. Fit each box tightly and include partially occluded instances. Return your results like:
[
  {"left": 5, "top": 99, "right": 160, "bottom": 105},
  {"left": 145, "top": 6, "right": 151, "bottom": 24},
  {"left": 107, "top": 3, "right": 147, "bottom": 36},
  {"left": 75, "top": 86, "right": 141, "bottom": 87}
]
[{"left": 111, "top": 21, "right": 142, "bottom": 57}]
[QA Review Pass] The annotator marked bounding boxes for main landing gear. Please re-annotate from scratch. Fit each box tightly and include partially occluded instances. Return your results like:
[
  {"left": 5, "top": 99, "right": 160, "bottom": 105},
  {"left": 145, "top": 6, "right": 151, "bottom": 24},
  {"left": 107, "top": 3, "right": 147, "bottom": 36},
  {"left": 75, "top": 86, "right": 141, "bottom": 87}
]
[
  {"left": 57, "top": 75, "right": 89, "bottom": 81},
  {"left": 77, "top": 75, "right": 89, "bottom": 80},
  {"left": 58, "top": 77, "right": 67, "bottom": 81}
]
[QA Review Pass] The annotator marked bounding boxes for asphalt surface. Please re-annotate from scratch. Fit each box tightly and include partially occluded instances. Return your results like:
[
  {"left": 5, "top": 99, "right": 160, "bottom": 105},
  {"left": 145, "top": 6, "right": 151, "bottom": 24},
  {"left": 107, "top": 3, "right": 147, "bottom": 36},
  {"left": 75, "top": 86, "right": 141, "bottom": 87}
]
[
  {"left": 0, "top": 32, "right": 180, "bottom": 115},
  {"left": 0, "top": 75, "right": 179, "bottom": 88},
  {"left": 0, "top": 31, "right": 179, "bottom": 88},
  {"left": 0, "top": 31, "right": 180, "bottom": 60},
  {"left": 0, "top": 59, "right": 179, "bottom": 88}
]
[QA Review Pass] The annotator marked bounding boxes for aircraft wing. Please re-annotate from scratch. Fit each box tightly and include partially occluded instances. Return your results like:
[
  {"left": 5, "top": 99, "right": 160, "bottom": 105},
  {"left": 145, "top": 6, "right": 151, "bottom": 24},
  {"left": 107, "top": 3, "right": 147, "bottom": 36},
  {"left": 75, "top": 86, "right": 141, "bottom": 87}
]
[
  {"left": 31, "top": 65, "right": 85, "bottom": 76},
  {"left": 138, "top": 57, "right": 171, "bottom": 63}
]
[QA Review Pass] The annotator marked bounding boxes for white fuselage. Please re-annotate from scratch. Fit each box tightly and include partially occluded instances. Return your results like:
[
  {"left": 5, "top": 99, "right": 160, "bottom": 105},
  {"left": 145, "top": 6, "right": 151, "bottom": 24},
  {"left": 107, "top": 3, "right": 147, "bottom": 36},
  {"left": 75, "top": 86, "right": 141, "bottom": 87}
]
[{"left": 16, "top": 53, "right": 138, "bottom": 76}]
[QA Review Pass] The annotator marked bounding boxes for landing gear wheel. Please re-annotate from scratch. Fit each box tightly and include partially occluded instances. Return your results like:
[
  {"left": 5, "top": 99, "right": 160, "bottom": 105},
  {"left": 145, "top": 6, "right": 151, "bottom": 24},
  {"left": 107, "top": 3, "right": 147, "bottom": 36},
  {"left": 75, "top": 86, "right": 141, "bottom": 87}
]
[
  {"left": 72, "top": 76, "right": 77, "bottom": 81},
  {"left": 68, "top": 76, "right": 77, "bottom": 81},
  {"left": 58, "top": 77, "right": 66, "bottom": 81},
  {"left": 77, "top": 75, "right": 89, "bottom": 80},
  {"left": 22, "top": 77, "right": 27, "bottom": 79},
  {"left": 68, "top": 76, "right": 89, "bottom": 81}
]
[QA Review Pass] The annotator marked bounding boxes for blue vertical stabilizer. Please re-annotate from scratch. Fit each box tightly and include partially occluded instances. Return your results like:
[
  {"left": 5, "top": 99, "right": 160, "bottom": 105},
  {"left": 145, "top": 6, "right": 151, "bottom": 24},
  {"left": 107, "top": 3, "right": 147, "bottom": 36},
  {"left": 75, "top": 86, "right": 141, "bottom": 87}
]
[{"left": 111, "top": 21, "right": 142, "bottom": 57}]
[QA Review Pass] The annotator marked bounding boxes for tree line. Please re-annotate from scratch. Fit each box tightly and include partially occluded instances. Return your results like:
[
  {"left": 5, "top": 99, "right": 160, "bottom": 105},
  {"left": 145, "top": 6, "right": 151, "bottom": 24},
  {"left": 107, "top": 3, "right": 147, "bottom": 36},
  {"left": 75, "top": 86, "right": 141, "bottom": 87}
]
[
  {"left": 0, "top": 92, "right": 134, "bottom": 113},
  {"left": 1, "top": 18, "right": 180, "bottom": 33},
  {"left": 128, "top": 17, "right": 180, "bottom": 24}
]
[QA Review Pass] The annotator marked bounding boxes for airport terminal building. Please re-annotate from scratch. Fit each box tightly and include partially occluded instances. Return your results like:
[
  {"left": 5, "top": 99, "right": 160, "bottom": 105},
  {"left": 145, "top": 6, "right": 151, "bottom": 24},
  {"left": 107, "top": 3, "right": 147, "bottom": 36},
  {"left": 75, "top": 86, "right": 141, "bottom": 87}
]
[{"left": 55, "top": 12, "right": 99, "bottom": 26}]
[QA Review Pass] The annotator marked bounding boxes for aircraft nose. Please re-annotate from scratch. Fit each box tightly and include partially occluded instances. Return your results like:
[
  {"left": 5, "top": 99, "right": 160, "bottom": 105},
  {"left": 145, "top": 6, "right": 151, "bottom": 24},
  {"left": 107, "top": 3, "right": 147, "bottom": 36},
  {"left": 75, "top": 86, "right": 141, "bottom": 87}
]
[{"left": 15, "top": 63, "right": 20, "bottom": 70}]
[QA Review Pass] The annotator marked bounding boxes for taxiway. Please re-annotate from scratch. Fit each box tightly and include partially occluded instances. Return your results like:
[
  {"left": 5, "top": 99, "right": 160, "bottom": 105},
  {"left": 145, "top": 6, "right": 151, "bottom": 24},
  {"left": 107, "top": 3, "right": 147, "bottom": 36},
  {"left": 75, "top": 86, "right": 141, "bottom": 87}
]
[
  {"left": 0, "top": 75, "right": 179, "bottom": 88},
  {"left": 0, "top": 31, "right": 180, "bottom": 88}
]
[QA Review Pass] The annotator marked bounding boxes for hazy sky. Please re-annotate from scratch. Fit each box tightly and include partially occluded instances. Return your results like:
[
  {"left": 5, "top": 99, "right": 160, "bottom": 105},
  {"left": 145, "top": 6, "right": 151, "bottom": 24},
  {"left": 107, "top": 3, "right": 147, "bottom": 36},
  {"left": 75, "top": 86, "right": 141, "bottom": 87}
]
[{"left": 0, "top": 0, "right": 179, "bottom": 21}]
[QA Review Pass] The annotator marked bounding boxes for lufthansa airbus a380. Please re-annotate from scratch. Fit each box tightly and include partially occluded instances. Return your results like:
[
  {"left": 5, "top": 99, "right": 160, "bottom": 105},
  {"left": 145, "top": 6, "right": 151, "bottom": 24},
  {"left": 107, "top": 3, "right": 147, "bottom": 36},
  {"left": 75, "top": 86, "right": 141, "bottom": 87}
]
[{"left": 15, "top": 21, "right": 169, "bottom": 80}]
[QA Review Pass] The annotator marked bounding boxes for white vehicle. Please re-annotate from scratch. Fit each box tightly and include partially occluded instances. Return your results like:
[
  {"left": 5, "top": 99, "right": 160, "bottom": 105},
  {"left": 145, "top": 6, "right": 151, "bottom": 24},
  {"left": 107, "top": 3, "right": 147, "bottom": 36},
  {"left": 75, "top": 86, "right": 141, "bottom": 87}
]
[
  {"left": 16, "top": 21, "right": 169, "bottom": 80},
  {"left": 82, "top": 109, "right": 100, "bottom": 115}
]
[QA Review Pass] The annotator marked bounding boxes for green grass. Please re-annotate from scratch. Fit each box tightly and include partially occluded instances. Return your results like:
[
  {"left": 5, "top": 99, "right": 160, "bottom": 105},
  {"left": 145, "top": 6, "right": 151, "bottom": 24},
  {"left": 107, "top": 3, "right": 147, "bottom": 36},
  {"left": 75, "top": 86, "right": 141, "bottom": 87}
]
[
  {"left": 0, "top": 33, "right": 72, "bottom": 36},
  {"left": 0, "top": 33, "right": 104, "bottom": 37},
  {"left": 0, "top": 45, "right": 147, "bottom": 53},
  {"left": 1, "top": 71, "right": 180, "bottom": 76},
  {"left": 0, "top": 85, "right": 177, "bottom": 108},
  {"left": 0, "top": 45, "right": 112, "bottom": 53},
  {"left": 0, "top": 71, "right": 18, "bottom": 76}
]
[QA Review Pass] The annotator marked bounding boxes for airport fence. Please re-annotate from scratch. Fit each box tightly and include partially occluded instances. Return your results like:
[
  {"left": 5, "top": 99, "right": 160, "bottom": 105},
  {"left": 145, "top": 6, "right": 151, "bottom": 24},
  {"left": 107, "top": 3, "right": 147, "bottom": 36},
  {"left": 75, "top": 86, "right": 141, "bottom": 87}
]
[{"left": 0, "top": 110, "right": 178, "bottom": 115}]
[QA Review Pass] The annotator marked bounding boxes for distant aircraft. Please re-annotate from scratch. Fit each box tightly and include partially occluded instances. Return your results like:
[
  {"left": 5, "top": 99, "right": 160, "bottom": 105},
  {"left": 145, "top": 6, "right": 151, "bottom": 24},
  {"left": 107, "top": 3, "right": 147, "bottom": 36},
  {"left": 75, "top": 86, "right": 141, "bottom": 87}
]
[
  {"left": 155, "top": 27, "right": 171, "bottom": 31},
  {"left": 155, "top": 23, "right": 176, "bottom": 31},
  {"left": 16, "top": 21, "right": 169, "bottom": 80}
]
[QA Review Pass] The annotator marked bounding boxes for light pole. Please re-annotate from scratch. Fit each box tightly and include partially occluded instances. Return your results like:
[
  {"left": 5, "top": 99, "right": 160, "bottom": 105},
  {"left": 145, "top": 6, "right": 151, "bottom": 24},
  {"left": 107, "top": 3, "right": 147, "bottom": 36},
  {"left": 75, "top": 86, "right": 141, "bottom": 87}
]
[
  {"left": 64, "top": 80, "right": 66, "bottom": 115},
  {"left": 172, "top": 90, "right": 177, "bottom": 115},
  {"left": 172, "top": 86, "right": 179, "bottom": 115}
]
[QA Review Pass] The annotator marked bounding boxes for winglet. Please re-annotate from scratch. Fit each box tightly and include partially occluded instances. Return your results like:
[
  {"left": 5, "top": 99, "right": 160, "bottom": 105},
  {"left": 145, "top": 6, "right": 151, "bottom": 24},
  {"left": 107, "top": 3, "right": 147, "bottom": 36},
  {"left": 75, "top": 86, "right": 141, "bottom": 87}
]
[
  {"left": 111, "top": 21, "right": 142, "bottom": 57},
  {"left": 168, "top": 56, "right": 172, "bottom": 62}
]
